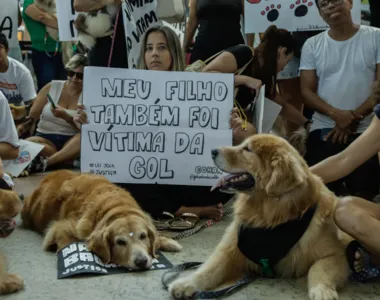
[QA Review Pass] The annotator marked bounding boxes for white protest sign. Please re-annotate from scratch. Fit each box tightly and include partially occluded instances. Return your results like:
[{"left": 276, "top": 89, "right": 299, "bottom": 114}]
[
  {"left": 0, "top": 0, "right": 19, "bottom": 48},
  {"left": 56, "top": 0, "right": 78, "bottom": 41},
  {"left": 244, "top": 0, "right": 361, "bottom": 33},
  {"left": 163, "top": 21, "right": 186, "bottom": 45},
  {"left": 81, "top": 67, "right": 234, "bottom": 186},
  {"left": 122, "top": 0, "right": 161, "bottom": 69},
  {"left": 253, "top": 86, "right": 283, "bottom": 134},
  {"left": 3, "top": 140, "right": 44, "bottom": 177}
]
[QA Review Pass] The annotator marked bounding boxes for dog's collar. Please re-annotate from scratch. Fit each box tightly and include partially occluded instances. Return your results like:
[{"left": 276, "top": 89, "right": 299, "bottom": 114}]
[{"left": 237, "top": 205, "right": 317, "bottom": 278}]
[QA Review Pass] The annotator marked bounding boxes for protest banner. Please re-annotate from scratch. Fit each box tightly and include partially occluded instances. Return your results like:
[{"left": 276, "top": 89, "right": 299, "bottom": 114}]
[
  {"left": 3, "top": 140, "right": 44, "bottom": 177},
  {"left": 56, "top": 0, "right": 78, "bottom": 41},
  {"left": 57, "top": 242, "right": 173, "bottom": 279},
  {"left": 122, "top": 0, "right": 161, "bottom": 69},
  {"left": 0, "top": 0, "right": 19, "bottom": 48},
  {"left": 80, "top": 67, "right": 233, "bottom": 186},
  {"left": 244, "top": 0, "right": 361, "bottom": 33},
  {"left": 163, "top": 21, "right": 186, "bottom": 45}
]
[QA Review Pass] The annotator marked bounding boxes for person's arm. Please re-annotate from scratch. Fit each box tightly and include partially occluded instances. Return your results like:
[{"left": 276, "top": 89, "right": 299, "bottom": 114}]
[
  {"left": 352, "top": 66, "right": 380, "bottom": 118},
  {"left": 183, "top": 0, "right": 198, "bottom": 52},
  {"left": 273, "top": 93, "right": 309, "bottom": 128},
  {"left": 18, "top": 4, "right": 22, "bottom": 27},
  {"left": 73, "top": 0, "right": 120, "bottom": 12},
  {"left": 28, "top": 83, "right": 51, "bottom": 120},
  {"left": 20, "top": 71, "right": 37, "bottom": 105},
  {"left": 311, "top": 115, "right": 380, "bottom": 184},
  {"left": 24, "top": 4, "right": 58, "bottom": 29},
  {"left": 0, "top": 143, "right": 19, "bottom": 160}
]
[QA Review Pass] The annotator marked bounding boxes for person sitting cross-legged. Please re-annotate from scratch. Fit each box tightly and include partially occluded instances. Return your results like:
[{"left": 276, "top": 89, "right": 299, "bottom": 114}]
[{"left": 20, "top": 54, "right": 88, "bottom": 175}]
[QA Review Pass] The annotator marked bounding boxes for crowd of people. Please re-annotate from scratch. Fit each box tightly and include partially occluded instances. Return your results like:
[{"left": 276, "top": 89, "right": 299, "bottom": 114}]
[{"left": 0, "top": 0, "right": 380, "bottom": 283}]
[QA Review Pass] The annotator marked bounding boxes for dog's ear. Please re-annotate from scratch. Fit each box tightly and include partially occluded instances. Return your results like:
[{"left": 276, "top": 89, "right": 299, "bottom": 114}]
[
  {"left": 144, "top": 217, "right": 158, "bottom": 258},
  {"left": 87, "top": 227, "right": 111, "bottom": 264},
  {"left": 265, "top": 150, "right": 307, "bottom": 196}
]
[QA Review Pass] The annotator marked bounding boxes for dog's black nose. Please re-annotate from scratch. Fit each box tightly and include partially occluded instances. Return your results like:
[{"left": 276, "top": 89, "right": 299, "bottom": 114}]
[
  {"left": 211, "top": 149, "right": 219, "bottom": 159},
  {"left": 134, "top": 256, "right": 148, "bottom": 269}
]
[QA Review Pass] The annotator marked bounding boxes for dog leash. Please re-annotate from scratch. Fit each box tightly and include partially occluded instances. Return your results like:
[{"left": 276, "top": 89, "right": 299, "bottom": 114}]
[
  {"left": 161, "top": 262, "right": 255, "bottom": 299},
  {"left": 107, "top": 6, "right": 121, "bottom": 67}
]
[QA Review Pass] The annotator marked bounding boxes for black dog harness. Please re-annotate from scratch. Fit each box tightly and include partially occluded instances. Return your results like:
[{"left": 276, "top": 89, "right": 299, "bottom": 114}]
[{"left": 238, "top": 205, "right": 317, "bottom": 277}]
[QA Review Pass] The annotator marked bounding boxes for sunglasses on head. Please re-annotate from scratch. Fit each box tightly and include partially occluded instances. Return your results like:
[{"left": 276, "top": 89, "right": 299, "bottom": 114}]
[{"left": 67, "top": 70, "right": 84, "bottom": 80}]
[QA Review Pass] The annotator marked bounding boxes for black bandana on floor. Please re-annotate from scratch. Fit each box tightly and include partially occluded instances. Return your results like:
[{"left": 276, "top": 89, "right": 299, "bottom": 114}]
[{"left": 237, "top": 205, "right": 317, "bottom": 277}]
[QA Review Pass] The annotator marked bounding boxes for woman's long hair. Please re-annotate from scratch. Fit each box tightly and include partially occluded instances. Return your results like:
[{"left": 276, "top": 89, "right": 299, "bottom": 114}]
[
  {"left": 138, "top": 25, "right": 186, "bottom": 71},
  {"left": 252, "top": 25, "right": 295, "bottom": 98}
]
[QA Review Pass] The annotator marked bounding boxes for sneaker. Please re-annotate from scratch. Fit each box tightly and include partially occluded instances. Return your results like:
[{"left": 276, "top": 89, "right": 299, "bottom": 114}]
[{"left": 26, "top": 155, "right": 47, "bottom": 174}]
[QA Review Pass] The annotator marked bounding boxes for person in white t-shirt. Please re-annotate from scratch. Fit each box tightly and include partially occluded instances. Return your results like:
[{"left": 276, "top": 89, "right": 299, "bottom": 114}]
[
  {"left": 0, "top": 33, "right": 36, "bottom": 106},
  {"left": 300, "top": 0, "right": 380, "bottom": 201},
  {"left": 0, "top": 91, "right": 20, "bottom": 160}
]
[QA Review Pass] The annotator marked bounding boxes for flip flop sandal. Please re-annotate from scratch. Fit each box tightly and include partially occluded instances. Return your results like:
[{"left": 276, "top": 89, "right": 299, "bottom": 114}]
[
  {"left": 346, "top": 240, "right": 380, "bottom": 282},
  {"left": 169, "top": 213, "right": 199, "bottom": 231},
  {"left": 153, "top": 211, "right": 175, "bottom": 230}
]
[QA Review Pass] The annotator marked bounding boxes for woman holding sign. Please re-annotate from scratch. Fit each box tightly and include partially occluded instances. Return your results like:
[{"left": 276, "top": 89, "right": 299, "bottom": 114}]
[
  {"left": 203, "top": 25, "right": 313, "bottom": 145},
  {"left": 75, "top": 25, "right": 234, "bottom": 230}
]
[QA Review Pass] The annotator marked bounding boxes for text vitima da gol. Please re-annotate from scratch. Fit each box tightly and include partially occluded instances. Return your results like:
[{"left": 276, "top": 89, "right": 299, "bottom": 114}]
[{"left": 85, "top": 78, "right": 230, "bottom": 180}]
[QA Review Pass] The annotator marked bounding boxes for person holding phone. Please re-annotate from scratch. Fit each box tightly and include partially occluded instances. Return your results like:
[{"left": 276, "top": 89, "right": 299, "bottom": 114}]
[{"left": 19, "top": 54, "right": 88, "bottom": 174}]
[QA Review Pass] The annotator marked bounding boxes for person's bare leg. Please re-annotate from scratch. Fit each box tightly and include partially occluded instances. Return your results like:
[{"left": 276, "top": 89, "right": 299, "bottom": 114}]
[
  {"left": 175, "top": 203, "right": 224, "bottom": 220},
  {"left": 278, "top": 78, "right": 304, "bottom": 135},
  {"left": 46, "top": 133, "right": 81, "bottom": 168},
  {"left": 334, "top": 196, "right": 380, "bottom": 271},
  {"left": 26, "top": 137, "right": 57, "bottom": 157}
]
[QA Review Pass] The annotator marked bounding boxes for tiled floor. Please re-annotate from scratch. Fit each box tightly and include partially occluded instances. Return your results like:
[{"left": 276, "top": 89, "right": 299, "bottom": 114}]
[{"left": 1, "top": 173, "right": 379, "bottom": 299}]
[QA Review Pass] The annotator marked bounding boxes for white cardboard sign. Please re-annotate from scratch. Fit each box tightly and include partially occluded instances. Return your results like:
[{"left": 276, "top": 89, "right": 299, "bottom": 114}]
[
  {"left": 163, "top": 21, "right": 186, "bottom": 45},
  {"left": 3, "top": 140, "right": 44, "bottom": 177},
  {"left": 80, "top": 67, "right": 234, "bottom": 186},
  {"left": 254, "top": 86, "right": 283, "bottom": 134},
  {"left": 0, "top": 0, "right": 19, "bottom": 48},
  {"left": 122, "top": 0, "right": 161, "bottom": 69},
  {"left": 56, "top": 0, "right": 78, "bottom": 41},
  {"left": 244, "top": 0, "right": 361, "bottom": 33}
]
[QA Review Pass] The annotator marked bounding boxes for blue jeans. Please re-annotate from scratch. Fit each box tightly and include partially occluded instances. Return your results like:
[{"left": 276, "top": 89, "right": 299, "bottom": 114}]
[{"left": 31, "top": 49, "right": 67, "bottom": 92}]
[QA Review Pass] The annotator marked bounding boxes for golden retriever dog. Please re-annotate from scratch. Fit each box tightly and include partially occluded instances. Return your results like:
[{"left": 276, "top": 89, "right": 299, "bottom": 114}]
[
  {"left": 0, "top": 188, "right": 24, "bottom": 295},
  {"left": 21, "top": 170, "right": 182, "bottom": 270},
  {"left": 169, "top": 134, "right": 352, "bottom": 300}
]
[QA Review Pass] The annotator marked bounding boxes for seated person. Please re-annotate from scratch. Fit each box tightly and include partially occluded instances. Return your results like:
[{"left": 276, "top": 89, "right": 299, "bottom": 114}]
[
  {"left": 311, "top": 87, "right": 380, "bottom": 282},
  {"left": 74, "top": 26, "right": 247, "bottom": 225},
  {"left": 0, "top": 33, "right": 37, "bottom": 121},
  {"left": 300, "top": 0, "right": 380, "bottom": 201},
  {"left": 22, "top": 54, "right": 87, "bottom": 174},
  {"left": 0, "top": 91, "right": 20, "bottom": 189},
  {"left": 202, "top": 25, "right": 313, "bottom": 145},
  {"left": 0, "top": 90, "right": 20, "bottom": 160}
]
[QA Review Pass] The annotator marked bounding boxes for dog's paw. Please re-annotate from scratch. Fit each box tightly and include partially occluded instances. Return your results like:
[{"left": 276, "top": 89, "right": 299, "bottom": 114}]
[
  {"left": 309, "top": 284, "right": 339, "bottom": 300},
  {"left": 158, "top": 236, "right": 183, "bottom": 252},
  {"left": 169, "top": 277, "right": 198, "bottom": 300},
  {"left": 0, "top": 273, "right": 24, "bottom": 295}
]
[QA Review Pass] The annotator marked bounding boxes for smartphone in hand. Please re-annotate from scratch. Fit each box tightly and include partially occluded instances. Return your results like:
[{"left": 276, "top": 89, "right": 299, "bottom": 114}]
[{"left": 47, "top": 94, "right": 56, "bottom": 109}]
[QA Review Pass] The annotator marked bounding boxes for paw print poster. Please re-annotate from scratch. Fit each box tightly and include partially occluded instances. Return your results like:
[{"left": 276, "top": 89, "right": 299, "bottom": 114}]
[{"left": 245, "top": 0, "right": 361, "bottom": 33}]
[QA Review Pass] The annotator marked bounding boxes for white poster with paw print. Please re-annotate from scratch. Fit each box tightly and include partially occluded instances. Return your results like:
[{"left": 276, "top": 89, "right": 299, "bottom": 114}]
[{"left": 244, "top": 0, "right": 361, "bottom": 33}]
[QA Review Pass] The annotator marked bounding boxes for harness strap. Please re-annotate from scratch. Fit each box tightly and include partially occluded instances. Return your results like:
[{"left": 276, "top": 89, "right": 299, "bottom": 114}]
[{"left": 161, "top": 262, "right": 255, "bottom": 299}]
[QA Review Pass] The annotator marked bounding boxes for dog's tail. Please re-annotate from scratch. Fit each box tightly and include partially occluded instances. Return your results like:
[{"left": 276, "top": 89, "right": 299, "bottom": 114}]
[{"left": 157, "top": 236, "right": 183, "bottom": 252}]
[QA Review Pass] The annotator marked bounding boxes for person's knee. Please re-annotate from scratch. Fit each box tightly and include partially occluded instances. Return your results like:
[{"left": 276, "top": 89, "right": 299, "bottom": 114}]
[{"left": 334, "top": 197, "right": 369, "bottom": 237}]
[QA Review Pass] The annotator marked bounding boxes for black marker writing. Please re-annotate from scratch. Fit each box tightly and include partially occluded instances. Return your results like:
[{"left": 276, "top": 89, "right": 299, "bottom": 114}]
[
  {"left": 165, "top": 81, "right": 228, "bottom": 102},
  {"left": 129, "top": 156, "right": 174, "bottom": 180},
  {"left": 174, "top": 132, "right": 205, "bottom": 155},
  {"left": 90, "top": 104, "right": 179, "bottom": 126},
  {"left": 101, "top": 78, "right": 151, "bottom": 99},
  {"left": 189, "top": 107, "right": 219, "bottom": 129}
]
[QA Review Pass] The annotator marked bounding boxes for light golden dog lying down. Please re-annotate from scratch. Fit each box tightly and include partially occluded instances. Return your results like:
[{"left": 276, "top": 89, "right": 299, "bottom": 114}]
[
  {"left": 169, "top": 134, "right": 352, "bottom": 300},
  {"left": 0, "top": 188, "right": 24, "bottom": 295},
  {"left": 21, "top": 170, "right": 182, "bottom": 270}
]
